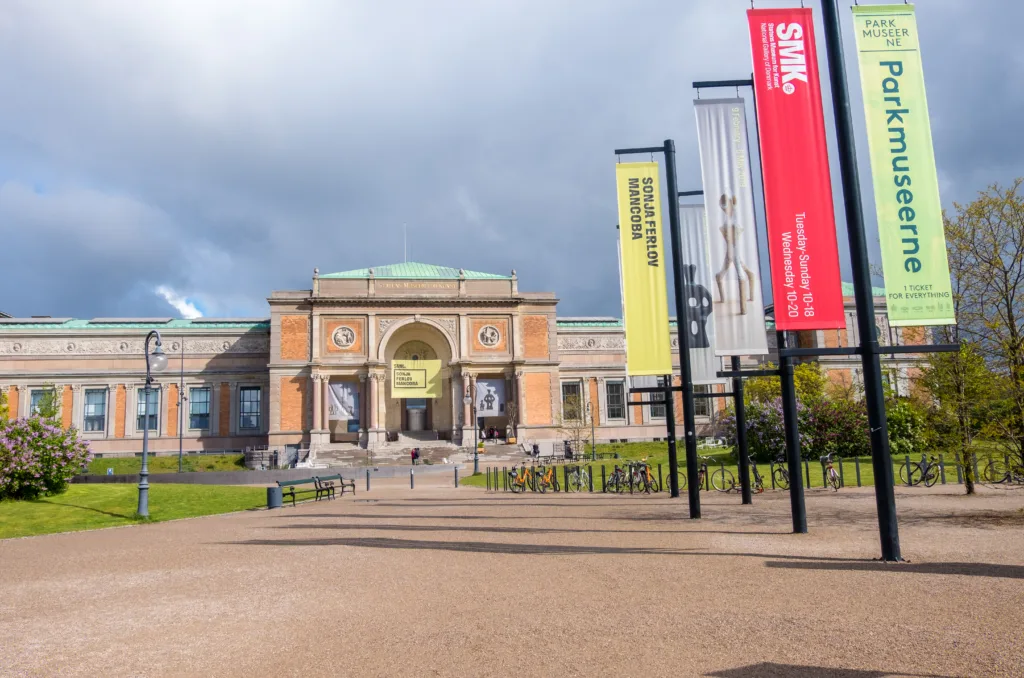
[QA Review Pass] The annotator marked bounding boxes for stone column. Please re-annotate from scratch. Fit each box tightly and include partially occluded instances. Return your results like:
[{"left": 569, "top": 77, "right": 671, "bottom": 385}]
[
  {"left": 312, "top": 373, "right": 323, "bottom": 431},
  {"left": 71, "top": 384, "right": 83, "bottom": 432},
  {"left": 469, "top": 374, "right": 478, "bottom": 438},
  {"left": 369, "top": 373, "right": 379, "bottom": 430},
  {"left": 321, "top": 376, "right": 330, "bottom": 436},
  {"left": 515, "top": 370, "right": 526, "bottom": 426}
]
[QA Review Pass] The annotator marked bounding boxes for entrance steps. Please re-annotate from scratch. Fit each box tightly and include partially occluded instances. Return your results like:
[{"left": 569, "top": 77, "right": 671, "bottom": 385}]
[{"left": 313, "top": 440, "right": 530, "bottom": 468}]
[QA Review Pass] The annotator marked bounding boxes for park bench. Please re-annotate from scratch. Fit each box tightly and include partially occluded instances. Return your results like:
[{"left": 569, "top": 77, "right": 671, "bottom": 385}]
[
  {"left": 315, "top": 473, "right": 356, "bottom": 498},
  {"left": 276, "top": 478, "right": 328, "bottom": 507}
]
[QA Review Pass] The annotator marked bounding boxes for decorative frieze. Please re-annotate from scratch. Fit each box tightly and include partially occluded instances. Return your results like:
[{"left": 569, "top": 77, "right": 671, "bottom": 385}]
[
  {"left": 0, "top": 335, "right": 270, "bottom": 356},
  {"left": 557, "top": 335, "right": 626, "bottom": 351}
]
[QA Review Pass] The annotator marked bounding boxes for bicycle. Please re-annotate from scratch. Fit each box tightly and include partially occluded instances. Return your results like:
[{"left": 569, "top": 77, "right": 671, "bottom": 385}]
[
  {"left": 566, "top": 464, "right": 590, "bottom": 492},
  {"left": 535, "top": 464, "right": 560, "bottom": 493},
  {"left": 898, "top": 453, "right": 941, "bottom": 488},
  {"left": 628, "top": 459, "right": 660, "bottom": 494},
  {"left": 772, "top": 455, "right": 790, "bottom": 490},
  {"left": 822, "top": 452, "right": 841, "bottom": 491},
  {"left": 982, "top": 456, "right": 1024, "bottom": 484},
  {"left": 662, "top": 468, "right": 688, "bottom": 493},
  {"left": 509, "top": 464, "right": 535, "bottom": 493},
  {"left": 605, "top": 465, "right": 629, "bottom": 493},
  {"left": 717, "top": 456, "right": 765, "bottom": 494}
]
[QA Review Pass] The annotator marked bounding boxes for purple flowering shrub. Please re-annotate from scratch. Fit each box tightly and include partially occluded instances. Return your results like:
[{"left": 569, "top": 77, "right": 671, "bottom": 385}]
[
  {"left": 722, "top": 397, "right": 869, "bottom": 462},
  {"left": 0, "top": 417, "right": 93, "bottom": 500}
]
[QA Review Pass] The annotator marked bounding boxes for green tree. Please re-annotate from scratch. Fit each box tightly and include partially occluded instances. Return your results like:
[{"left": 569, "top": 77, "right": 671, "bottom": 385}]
[
  {"left": 745, "top": 361, "right": 827, "bottom": 406},
  {"left": 0, "top": 389, "right": 8, "bottom": 421},
  {"left": 32, "top": 385, "right": 62, "bottom": 425}
]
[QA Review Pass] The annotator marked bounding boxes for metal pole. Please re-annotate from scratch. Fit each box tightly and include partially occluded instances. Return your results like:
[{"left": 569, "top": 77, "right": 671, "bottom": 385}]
[
  {"left": 663, "top": 139, "right": 701, "bottom": 519},
  {"left": 778, "top": 330, "right": 807, "bottom": 533},
  {"left": 663, "top": 375, "right": 679, "bottom": 498},
  {"left": 590, "top": 402, "right": 596, "bottom": 462},
  {"left": 473, "top": 392, "right": 479, "bottom": 475},
  {"left": 821, "top": 0, "right": 900, "bottom": 561},
  {"left": 178, "top": 338, "right": 184, "bottom": 473},
  {"left": 366, "top": 468, "right": 370, "bottom": 492},
  {"left": 732, "top": 356, "right": 752, "bottom": 505},
  {"left": 137, "top": 330, "right": 162, "bottom": 518}
]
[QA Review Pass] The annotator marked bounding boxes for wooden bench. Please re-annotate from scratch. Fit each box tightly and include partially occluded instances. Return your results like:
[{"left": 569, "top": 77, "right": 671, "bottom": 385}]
[
  {"left": 276, "top": 478, "right": 327, "bottom": 507},
  {"left": 316, "top": 474, "right": 356, "bottom": 497}
]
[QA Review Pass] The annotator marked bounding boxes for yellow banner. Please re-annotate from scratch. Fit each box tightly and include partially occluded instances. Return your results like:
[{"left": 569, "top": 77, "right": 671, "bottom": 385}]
[
  {"left": 615, "top": 162, "right": 672, "bottom": 376},
  {"left": 391, "top": 360, "right": 441, "bottom": 399}
]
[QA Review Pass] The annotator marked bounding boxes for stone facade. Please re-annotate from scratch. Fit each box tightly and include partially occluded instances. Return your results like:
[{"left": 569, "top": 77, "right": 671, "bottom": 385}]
[{"left": 0, "top": 264, "right": 931, "bottom": 456}]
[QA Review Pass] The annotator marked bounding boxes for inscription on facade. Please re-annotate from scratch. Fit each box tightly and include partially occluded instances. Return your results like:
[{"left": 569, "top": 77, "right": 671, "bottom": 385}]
[{"left": 377, "top": 281, "right": 457, "bottom": 291}]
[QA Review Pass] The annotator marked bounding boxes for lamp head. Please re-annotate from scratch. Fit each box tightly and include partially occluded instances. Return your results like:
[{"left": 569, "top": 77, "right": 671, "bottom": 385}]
[
  {"left": 150, "top": 344, "right": 168, "bottom": 372},
  {"left": 463, "top": 395, "right": 472, "bottom": 406}
]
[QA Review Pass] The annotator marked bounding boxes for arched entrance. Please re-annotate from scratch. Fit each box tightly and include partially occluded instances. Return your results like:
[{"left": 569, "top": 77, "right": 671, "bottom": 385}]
[{"left": 379, "top": 321, "right": 456, "bottom": 442}]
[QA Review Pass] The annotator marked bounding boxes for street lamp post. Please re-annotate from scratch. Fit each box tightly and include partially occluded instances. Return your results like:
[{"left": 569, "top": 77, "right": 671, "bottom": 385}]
[
  {"left": 138, "top": 330, "right": 168, "bottom": 518},
  {"left": 463, "top": 387, "right": 478, "bottom": 474}
]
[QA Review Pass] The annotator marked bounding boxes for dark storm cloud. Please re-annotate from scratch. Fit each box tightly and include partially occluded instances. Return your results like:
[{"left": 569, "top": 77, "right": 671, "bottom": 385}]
[{"left": 0, "top": 0, "right": 1020, "bottom": 319}]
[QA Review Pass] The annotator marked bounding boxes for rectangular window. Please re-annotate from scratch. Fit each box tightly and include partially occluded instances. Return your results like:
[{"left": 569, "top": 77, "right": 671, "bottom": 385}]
[
  {"left": 136, "top": 387, "right": 160, "bottom": 432},
  {"left": 694, "top": 385, "right": 710, "bottom": 417},
  {"left": 30, "top": 389, "right": 47, "bottom": 416},
  {"left": 239, "top": 386, "right": 261, "bottom": 430},
  {"left": 650, "top": 377, "right": 666, "bottom": 419},
  {"left": 561, "top": 382, "right": 582, "bottom": 421},
  {"left": 605, "top": 382, "right": 625, "bottom": 420},
  {"left": 84, "top": 389, "right": 107, "bottom": 432},
  {"left": 189, "top": 387, "right": 211, "bottom": 430}
]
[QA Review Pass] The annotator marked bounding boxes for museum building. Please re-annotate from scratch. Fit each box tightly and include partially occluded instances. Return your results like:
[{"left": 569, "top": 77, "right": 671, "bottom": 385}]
[{"left": 0, "top": 263, "right": 928, "bottom": 456}]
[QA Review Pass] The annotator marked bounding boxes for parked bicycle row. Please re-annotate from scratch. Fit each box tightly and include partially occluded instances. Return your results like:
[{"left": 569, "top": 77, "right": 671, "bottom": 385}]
[{"left": 485, "top": 451, "right": 1023, "bottom": 494}]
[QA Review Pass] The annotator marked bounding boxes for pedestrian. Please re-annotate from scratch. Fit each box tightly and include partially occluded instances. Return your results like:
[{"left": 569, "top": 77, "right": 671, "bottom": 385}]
[{"left": 411, "top": 448, "right": 417, "bottom": 465}]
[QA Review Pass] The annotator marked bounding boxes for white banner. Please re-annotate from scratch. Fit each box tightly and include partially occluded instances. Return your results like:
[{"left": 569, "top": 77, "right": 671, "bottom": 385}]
[
  {"left": 679, "top": 205, "right": 722, "bottom": 384},
  {"left": 475, "top": 379, "right": 505, "bottom": 417},
  {"left": 694, "top": 98, "right": 769, "bottom": 356},
  {"left": 328, "top": 382, "right": 359, "bottom": 421}
]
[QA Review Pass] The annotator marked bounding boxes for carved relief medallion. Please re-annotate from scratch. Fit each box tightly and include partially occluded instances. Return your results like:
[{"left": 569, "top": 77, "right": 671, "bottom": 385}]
[
  {"left": 478, "top": 325, "right": 500, "bottom": 348},
  {"left": 332, "top": 326, "right": 356, "bottom": 349}
]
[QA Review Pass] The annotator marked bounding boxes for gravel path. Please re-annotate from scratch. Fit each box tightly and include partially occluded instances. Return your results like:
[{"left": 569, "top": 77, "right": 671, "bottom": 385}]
[{"left": 1, "top": 480, "right": 1022, "bottom": 677}]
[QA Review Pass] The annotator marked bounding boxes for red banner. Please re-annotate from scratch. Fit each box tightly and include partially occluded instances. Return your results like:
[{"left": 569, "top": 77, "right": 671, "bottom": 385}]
[{"left": 748, "top": 8, "right": 845, "bottom": 330}]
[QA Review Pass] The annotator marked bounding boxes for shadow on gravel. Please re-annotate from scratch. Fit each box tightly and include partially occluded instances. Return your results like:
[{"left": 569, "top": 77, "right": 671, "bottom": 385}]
[
  {"left": 227, "top": 536, "right": 693, "bottom": 555},
  {"left": 706, "top": 662, "right": 954, "bottom": 677},
  {"left": 764, "top": 559, "right": 1024, "bottom": 580},
  {"left": 274, "top": 522, "right": 785, "bottom": 536}
]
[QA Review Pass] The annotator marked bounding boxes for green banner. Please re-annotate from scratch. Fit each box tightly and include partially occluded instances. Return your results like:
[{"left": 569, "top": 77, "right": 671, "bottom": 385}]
[{"left": 853, "top": 4, "right": 954, "bottom": 326}]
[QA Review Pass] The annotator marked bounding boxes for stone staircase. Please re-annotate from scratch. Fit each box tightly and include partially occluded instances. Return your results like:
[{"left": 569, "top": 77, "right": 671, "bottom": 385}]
[{"left": 313, "top": 440, "right": 531, "bottom": 468}]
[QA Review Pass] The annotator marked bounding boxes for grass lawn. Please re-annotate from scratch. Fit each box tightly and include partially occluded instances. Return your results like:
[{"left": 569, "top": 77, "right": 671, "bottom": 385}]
[
  {"left": 462, "top": 441, "right": 991, "bottom": 491},
  {"left": 87, "top": 453, "right": 247, "bottom": 475},
  {"left": 0, "top": 484, "right": 267, "bottom": 540}
]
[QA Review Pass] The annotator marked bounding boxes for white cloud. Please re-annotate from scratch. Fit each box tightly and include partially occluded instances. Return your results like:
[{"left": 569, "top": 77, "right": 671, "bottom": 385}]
[{"left": 155, "top": 285, "right": 202, "bottom": 319}]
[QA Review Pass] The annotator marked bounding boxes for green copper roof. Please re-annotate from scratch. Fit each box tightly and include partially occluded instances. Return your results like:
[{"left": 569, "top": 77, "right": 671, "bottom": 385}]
[
  {"left": 0, "top": 318, "right": 270, "bottom": 331},
  {"left": 557, "top": 318, "right": 679, "bottom": 329},
  {"left": 842, "top": 282, "right": 886, "bottom": 297},
  {"left": 320, "top": 262, "right": 511, "bottom": 280}
]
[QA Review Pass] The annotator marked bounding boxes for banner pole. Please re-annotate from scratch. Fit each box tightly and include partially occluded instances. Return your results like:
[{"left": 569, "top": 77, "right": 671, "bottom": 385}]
[
  {"left": 778, "top": 330, "right": 807, "bottom": 533},
  {"left": 663, "top": 138, "right": 701, "bottom": 519},
  {"left": 820, "top": 0, "right": 901, "bottom": 561},
  {"left": 732, "top": 356, "right": 752, "bottom": 505}
]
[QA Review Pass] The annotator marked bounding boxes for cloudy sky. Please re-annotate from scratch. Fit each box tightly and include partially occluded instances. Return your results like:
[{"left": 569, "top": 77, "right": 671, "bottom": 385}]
[{"left": 1, "top": 0, "right": 1021, "bottom": 319}]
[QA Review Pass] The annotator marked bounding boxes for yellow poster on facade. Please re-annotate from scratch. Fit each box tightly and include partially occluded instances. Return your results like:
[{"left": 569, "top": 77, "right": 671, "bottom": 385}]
[
  {"left": 615, "top": 162, "right": 672, "bottom": 376},
  {"left": 391, "top": 360, "right": 441, "bottom": 399}
]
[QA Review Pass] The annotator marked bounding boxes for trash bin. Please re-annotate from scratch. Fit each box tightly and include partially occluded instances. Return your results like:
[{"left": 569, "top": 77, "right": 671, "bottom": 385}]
[{"left": 267, "top": 486, "right": 283, "bottom": 509}]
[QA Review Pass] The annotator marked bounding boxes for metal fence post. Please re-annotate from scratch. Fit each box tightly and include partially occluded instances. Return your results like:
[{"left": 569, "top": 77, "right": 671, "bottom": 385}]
[
  {"left": 455, "top": 467, "right": 459, "bottom": 488},
  {"left": 855, "top": 457, "right": 862, "bottom": 487},
  {"left": 601, "top": 465, "right": 606, "bottom": 493},
  {"left": 658, "top": 463, "right": 663, "bottom": 492},
  {"left": 531, "top": 465, "right": 536, "bottom": 492},
  {"left": 410, "top": 468, "right": 415, "bottom": 489},
  {"left": 588, "top": 465, "right": 594, "bottom": 493},
  {"left": 770, "top": 460, "right": 776, "bottom": 490},
  {"left": 366, "top": 469, "right": 370, "bottom": 492},
  {"left": 955, "top": 454, "right": 963, "bottom": 484},
  {"left": 820, "top": 458, "right": 827, "bottom": 485},
  {"left": 904, "top": 455, "right": 912, "bottom": 487},
  {"left": 564, "top": 465, "right": 570, "bottom": 493},
  {"left": 939, "top": 454, "right": 946, "bottom": 484},
  {"left": 838, "top": 459, "right": 845, "bottom": 488},
  {"left": 972, "top": 453, "right": 980, "bottom": 483},
  {"left": 804, "top": 460, "right": 811, "bottom": 488}
]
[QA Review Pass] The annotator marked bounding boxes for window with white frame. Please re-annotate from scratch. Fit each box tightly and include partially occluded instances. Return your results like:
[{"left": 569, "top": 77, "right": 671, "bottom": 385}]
[
  {"left": 239, "top": 386, "right": 261, "bottom": 430},
  {"left": 30, "top": 389, "right": 52, "bottom": 416},
  {"left": 650, "top": 377, "right": 666, "bottom": 419},
  {"left": 83, "top": 389, "right": 107, "bottom": 432},
  {"left": 136, "top": 387, "right": 160, "bottom": 432},
  {"left": 189, "top": 387, "right": 211, "bottom": 430},
  {"left": 694, "top": 385, "right": 710, "bottom": 417},
  {"left": 561, "top": 381, "right": 583, "bottom": 421},
  {"left": 605, "top": 381, "right": 625, "bottom": 420}
]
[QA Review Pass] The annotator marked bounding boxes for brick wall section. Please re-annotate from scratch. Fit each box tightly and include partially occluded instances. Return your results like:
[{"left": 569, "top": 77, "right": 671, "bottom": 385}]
[
  {"left": 280, "top": 315, "right": 310, "bottom": 361},
  {"left": 219, "top": 383, "right": 231, "bottom": 435},
  {"left": 7, "top": 385, "right": 18, "bottom": 419},
  {"left": 588, "top": 378, "right": 600, "bottom": 426},
  {"left": 167, "top": 384, "right": 178, "bottom": 438},
  {"left": 673, "top": 376, "right": 683, "bottom": 424},
  {"left": 114, "top": 385, "right": 126, "bottom": 438},
  {"left": 902, "top": 326, "right": 927, "bottom": 345},
  {"left": 524, "top": 372, "right": 552, "bottom": 425},
  {"left": 61, "top": 385, "right": 73, "bottom": 429},
  {"left": 523, "top": 315, "right": 549, "bottom": 359},
  {"left": 631, "top": 390, "right": 642, "bottom": 425},
  {"left": 280, "top": 376, "right": 308, "bottom": 432}
]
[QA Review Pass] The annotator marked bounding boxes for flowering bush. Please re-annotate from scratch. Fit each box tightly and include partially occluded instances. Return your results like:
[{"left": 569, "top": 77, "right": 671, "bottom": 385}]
[
  {"left": 721, "top": 399, "right": 800, "bottom": 463},
  {"left": 0, "top": 417, "right": 92, "bottom": 500}
]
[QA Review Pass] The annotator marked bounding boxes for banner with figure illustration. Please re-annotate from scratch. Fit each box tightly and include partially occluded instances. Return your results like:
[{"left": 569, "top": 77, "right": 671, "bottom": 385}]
[
  {"left": 694, "top": 98, "right": 769, "bottom": 356},
  {"left": 475, "top": 379, "right": 506, "bottom": 417},
  {"left": 852, "top": 4, "right": 955, "bottom": 326},
  {"left": 748, "top": 8, "right": 846, "bottom": 330},
  {"left": 391, "top": 359, "right": 441, "bottom": 399},
  {"left": 678, "top": 204, "right": 723, "bottom": 382},
  {"left": 328, "top": 381, "right": 359, "bottom": 421},
  {"left": 615, "top": 162, "right": 673, "bottom": 376}
]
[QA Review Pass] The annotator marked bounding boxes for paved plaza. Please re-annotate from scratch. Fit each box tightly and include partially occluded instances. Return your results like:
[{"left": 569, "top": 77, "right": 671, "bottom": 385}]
[{"left": 1, "top": 480, "right": 1022, "bottom": 677}]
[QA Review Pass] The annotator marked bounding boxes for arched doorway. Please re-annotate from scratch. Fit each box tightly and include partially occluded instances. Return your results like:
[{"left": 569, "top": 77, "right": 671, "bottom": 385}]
[{"left": 379, "top": 321, "right": 456, "bottom": 441}]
